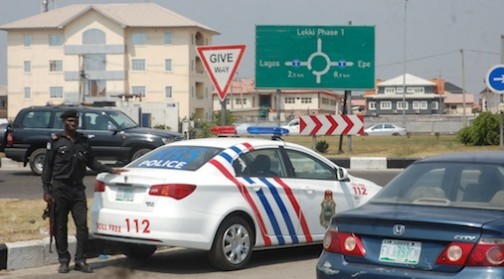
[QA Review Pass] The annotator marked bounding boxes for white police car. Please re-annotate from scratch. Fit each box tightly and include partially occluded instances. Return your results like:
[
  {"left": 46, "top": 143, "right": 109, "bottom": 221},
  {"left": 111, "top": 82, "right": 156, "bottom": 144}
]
[{"left": 90, "top": 127, "right": 381, "bottom": 270}]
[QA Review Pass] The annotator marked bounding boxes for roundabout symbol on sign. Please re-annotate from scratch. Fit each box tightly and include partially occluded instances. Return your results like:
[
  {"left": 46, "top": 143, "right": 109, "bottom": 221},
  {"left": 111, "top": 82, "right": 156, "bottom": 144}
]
[{"left": 284, "top": 38, "right": 354, "bottom": 84}]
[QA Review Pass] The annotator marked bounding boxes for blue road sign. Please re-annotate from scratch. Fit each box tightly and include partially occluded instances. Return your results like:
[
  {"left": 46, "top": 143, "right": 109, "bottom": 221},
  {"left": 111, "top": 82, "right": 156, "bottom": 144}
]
[{"left": 486, "top": 64, "right": 504, "bottom": 94}]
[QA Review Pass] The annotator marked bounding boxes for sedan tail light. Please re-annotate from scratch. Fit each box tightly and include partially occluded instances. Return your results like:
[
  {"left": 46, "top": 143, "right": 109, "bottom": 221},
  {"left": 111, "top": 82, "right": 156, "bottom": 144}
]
[
  {"left": 95, "top": 179, "right": 106, "bottom": 192},
  {"left": 149, "top": 184, "right": 196, "bottom": 200},
  {"left": 323, "top": 227, "right": 366, "bottom": 257},
  {"left": 436, "top": 238, "right": 504, "bottom": 267}
]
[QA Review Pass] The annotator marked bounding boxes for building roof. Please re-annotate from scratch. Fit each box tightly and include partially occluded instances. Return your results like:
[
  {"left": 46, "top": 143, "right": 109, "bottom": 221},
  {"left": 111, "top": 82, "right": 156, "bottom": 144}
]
[
  {"left": 443, "top": 91, "right": 474, "bottom": 104},
  {"left": 378, "top": 73, "right": 436, "bottom": 86},
  {"left": 444, "top": 82, "right": 463, "bottom": 93},
  {"left": 0, "top": 3, "right": 219, "bottom": 34}
]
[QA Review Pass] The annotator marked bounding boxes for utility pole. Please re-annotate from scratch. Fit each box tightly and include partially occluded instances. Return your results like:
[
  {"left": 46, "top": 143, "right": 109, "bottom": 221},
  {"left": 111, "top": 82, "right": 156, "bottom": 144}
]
[
  {"left": 401, "top": 0, "right": 408, "bottom": 128},
  {"left": 460, "top": 49, "right": 467, "bottom": 127}
]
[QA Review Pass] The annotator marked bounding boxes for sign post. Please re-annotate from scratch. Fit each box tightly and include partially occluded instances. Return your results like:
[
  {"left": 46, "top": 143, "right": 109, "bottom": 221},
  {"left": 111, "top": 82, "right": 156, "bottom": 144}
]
[
  {"left": 197, "top": 45, "right": 246, "bottom": 101},
  {"left": 486, "top": 64, "right": 504, "bottom": 148},
  {"left": 255, "top": 25, "right": 374, "bottom": 90}
]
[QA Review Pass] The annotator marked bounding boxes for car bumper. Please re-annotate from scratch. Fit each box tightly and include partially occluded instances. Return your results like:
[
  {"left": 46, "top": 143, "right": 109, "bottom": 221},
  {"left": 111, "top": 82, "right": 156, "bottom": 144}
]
[
  {"left": 90, "top": 204, "right": 220, "bottom": 251},
  {"left": 4, "top": 148, "right": 26, "bottom": 163},
  {"left": 316, "top": 251, "right": 504, "bottom": 279}
]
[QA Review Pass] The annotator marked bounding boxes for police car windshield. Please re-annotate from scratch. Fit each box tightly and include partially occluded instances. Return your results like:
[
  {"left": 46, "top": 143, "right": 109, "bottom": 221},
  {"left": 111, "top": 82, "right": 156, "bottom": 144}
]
[
  {"left": 128, "top": 145, "right": 223, "bottom": 171},
  {"left": 105, "top": 110, "right": 138, "bottom": 130}
]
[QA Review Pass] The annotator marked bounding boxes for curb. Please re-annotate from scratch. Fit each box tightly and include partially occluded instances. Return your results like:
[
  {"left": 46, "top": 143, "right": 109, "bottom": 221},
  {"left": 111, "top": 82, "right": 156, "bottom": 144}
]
[{"left": 0, "top": 237, "right": 119, "bottom": 270}]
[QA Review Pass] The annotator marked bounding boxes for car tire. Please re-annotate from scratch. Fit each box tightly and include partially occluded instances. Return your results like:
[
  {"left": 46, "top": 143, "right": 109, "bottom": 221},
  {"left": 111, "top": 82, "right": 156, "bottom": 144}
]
[
  {"left": 131, "top": 148, "right": 152, "bottom": 161},
  {"left": 209, "top": 216, "right": 254, "bottom": 271},
  {"left": 392, "top": 132, "right": 400, "bottom": 136},
  {"left": 120, "top": 243, "right": 157, "bottom": 260},
  {"left": 29, "top": 148, "right": 46, "bottom": 175}
]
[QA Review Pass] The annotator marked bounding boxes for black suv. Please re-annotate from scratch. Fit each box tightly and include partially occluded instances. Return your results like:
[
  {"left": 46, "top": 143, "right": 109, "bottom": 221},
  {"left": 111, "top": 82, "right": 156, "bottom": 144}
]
[{"left": 2, "top": 105, "right": 183, "bottom": 175}]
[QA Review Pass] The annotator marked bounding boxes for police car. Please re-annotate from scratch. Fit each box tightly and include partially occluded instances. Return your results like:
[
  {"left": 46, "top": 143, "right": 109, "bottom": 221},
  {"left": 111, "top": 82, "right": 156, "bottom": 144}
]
[{"left": 90, "top": 126, "right": 381, "bottom": 270}]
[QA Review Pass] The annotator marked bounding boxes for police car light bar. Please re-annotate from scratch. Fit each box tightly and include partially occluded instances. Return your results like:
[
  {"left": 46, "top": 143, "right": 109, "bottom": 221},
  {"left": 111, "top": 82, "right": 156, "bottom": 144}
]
[
  {"left": 210, "top": 126, "right": 237, "bottom": 136},
  {"left": 247, "top": 126, "right": 289, "bottom": 136}
]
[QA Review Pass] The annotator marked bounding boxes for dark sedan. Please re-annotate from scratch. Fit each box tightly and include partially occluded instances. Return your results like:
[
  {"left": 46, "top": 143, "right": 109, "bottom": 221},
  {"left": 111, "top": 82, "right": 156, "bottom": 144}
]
[{"left": 317, "top": 151, "right": 504, "bottom": 279}]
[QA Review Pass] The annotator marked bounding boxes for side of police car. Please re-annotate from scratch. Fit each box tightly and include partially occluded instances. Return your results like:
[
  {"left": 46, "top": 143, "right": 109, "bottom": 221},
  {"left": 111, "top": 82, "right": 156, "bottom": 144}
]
[{"left": 90, "top": 128, "right": 381, "bottom": 270}]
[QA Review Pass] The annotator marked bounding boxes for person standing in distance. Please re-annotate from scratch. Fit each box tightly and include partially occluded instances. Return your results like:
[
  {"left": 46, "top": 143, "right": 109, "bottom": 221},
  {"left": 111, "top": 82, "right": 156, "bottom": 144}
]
[{"left": 41, "top": 109, "right": 127, "bottom": 274}]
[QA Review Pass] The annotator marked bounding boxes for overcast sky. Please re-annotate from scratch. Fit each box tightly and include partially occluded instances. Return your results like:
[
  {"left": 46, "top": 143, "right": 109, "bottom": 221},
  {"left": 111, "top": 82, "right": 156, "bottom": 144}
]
[{"left": 0, "top": 0, "right": 502, "bottom": 95}]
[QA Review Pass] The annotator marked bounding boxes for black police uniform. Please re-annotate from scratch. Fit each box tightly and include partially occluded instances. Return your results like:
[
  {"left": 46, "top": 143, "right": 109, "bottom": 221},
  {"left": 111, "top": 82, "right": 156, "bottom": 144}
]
[{"left": 41, "top": 115, "right": 113, "bottom": 266}]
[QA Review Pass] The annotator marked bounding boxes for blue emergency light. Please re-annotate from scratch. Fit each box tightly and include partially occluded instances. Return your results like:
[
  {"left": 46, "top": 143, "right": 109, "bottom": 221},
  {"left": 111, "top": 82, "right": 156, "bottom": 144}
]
[{"left": 247, "top": 126, "right": 289, "bottom": 136}]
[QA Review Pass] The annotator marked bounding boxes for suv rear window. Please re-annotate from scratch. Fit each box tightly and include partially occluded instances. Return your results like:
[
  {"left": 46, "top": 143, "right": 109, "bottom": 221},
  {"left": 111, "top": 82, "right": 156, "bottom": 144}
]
[{"left": 128, "top": 145, "right": 223, "bottom": 171}]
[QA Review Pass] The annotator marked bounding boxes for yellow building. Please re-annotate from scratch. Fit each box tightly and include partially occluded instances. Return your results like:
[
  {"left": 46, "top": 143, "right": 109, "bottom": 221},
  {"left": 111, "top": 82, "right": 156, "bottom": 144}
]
[{"left": 0, "top": 3, "right": 218, "bottom": 122}]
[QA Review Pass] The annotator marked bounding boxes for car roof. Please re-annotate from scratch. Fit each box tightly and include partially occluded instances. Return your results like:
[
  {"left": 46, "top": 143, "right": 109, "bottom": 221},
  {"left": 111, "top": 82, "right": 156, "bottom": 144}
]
[
  {"left": 416, "top": 151, "right": 504, "bottom": 164},
  {"left": 167, "top": 137, "right": 290, "bottom": 149},
  {"left": 21, "top": 105, "right": 118, "bottom": 113}
]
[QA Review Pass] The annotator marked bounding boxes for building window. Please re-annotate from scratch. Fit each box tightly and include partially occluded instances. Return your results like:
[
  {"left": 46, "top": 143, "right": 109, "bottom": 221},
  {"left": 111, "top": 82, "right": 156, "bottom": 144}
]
[
  {"left": 397, "top": 101, "right": 408, "bottom": 110},
  {"left": 24, "top": 61, "right": 31, "bottom": 73},
  {"left": 24, "top": 87, "right": 31, "bottom": 99},
  {"left": 165, "top": 59, "right": 172, "bottom": 71},
  {"left": 132, "top": 59, "right": 146, "bottom": 71},
  {"left": 132, "top": 86, "right": 146, "bottom": 97},
  {"left": 165, "top": 86, "right": 172, "bottom": 98},
  {"left": 385, "top": 87, "right": 395, "bottom": 94},
  {"left": 285, "top": 97, "right": 295, "bottom": 104},
  {"left": 24, "top": 35, "right": 31, "bottom": 47},
  {"left": 226, "top": 98, "right": 230, "bottom": 105},
  {"left": 396, "top": 87, "right": 404, "bottom": 94},
  {"left": 408, "top": 87, "right": 424, "bottom": 94},
  {"left": 413, "top": 101, "right": 420, "bottom": 110},
  {"left": 83, "top": 29, "right": 105, "bottom": 44},
  {"left": 432, "top": 101, "right": 439, "bottom": 110},
  {"left": 50, "top": 87, "right": 63, "bottom": 98},
  {"left": 132, "top": 33, "right": 146, "bottom": 45},
  {"left": 321, "top": 97, "right": 330, "bottom": 105},
  {"left": 380, "top": 101, "right": 392, "bottom": 110},
  {"left": 420, "top": 101, "right": 428, "bottom": 109},
  {"left": 301, "top": 97, "right": 312, "bottom": 104},
  {"left": 235, "top": 98, "right": 247, "bottom": 105},
  {"left": 164, "top": 32, "right": 173, "bottom": 44},
  {"left": 368, "top": 101, "right": 376, "bottom": 110},
  {"left": 49, "top": 60, "right": 63, "bottom": 72},
  {"left": 48, "top": 34, "right": 63, "bottom": 46}
]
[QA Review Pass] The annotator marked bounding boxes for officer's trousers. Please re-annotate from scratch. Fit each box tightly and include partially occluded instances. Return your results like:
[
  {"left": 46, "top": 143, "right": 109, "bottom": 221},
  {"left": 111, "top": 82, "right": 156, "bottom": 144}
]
[{"left": 52, "top": 182, "right": 88, "bottom": 264}]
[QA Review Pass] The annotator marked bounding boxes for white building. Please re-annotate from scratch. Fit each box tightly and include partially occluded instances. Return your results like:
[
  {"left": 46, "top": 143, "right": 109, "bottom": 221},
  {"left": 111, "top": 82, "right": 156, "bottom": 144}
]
[{"left": 0, "top": 3, "right": 218, "bottom": 123}]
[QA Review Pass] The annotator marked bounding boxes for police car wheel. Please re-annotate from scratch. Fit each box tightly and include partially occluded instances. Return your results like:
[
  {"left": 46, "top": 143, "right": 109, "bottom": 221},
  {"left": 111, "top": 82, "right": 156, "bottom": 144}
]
[
  {"left": 120, "top": 243, "right": 157, "bottom": 260},
  {"left": 29, "top": 148, "right": 46, "bottom": 175},
  {"left": 209, "top": 216, "right": 254, "bottom": 271}
]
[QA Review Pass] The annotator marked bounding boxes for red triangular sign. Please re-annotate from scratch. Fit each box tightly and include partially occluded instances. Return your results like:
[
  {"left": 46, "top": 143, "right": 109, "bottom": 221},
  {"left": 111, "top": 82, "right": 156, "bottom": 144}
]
[{"left": 197, "top": 45, "right": 246, "bottom": 102}]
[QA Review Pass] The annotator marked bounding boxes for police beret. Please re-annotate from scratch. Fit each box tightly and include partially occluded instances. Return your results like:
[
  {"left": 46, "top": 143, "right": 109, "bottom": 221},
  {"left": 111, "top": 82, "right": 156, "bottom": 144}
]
[{"left": 60, "top": 109, "right": 79, "bottom": 119}]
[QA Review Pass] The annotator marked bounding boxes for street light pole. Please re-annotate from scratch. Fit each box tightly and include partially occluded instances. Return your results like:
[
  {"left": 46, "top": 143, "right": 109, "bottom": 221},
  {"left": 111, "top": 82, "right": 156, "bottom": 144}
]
[{"left": 402, "top": 0, "right": 408, "bottom": 128}]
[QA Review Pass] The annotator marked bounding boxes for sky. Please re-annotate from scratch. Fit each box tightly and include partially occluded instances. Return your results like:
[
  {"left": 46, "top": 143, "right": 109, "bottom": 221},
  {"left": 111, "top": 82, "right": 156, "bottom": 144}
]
[{"left": 0, "top": 0, "right": 502, "bottom": 96}]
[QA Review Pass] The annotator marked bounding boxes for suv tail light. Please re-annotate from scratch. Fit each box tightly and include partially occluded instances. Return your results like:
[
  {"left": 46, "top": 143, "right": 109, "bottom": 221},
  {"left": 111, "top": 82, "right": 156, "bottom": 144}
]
[
  {"left": 149, "top": 184, "right": 196, "bottom": 200},
  {"left": 6, "top": 130, "right": 13, "bottom": 145},
  {"left": 323, "top": 227, "right": 366, "bottom": 257},
  {"left": 95, "top": 180, "right": 106, "bottom": 192},
  {"left": 436, "top": 238, "right": 504, "bottom": 266}
]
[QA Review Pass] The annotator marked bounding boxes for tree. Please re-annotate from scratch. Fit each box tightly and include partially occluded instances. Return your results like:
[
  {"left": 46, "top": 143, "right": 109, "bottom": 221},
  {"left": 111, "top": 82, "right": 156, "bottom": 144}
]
[{"left": 457, "top": 112, "right": 499, "bottom": 146}]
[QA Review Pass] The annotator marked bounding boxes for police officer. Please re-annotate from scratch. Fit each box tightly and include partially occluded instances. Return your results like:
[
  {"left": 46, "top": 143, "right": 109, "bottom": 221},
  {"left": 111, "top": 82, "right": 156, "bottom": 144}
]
[{"left": 42, "top": 109, "right": 127, "bottom": 273}]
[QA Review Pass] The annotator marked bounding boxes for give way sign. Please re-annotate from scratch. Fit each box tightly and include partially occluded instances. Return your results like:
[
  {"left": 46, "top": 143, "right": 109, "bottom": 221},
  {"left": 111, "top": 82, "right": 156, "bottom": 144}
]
[
  {"left": 197, "top": 45, "right": 246, "bottom": 101},
  {"left": 299, "top": 114, "right": 364, "bottom": 136}
]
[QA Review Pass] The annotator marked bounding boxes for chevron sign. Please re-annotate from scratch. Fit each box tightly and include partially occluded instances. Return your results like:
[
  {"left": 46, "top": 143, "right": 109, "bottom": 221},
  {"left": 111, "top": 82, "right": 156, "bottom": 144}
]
[{"left": 299, "top": 114, "right": 364, "bottom": 136}]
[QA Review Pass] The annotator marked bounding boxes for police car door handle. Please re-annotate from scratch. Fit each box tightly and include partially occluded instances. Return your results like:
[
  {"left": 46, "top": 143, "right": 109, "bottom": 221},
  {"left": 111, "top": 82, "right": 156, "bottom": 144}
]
[{"left": 304, "top": 187, "right": 314, "bottom": 194}]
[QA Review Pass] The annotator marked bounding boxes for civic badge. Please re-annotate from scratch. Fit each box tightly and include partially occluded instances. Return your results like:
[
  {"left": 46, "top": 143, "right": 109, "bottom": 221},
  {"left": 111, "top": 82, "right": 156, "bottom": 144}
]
[{"left": 393, "top": 224, "right": 405, "bottom": 236}]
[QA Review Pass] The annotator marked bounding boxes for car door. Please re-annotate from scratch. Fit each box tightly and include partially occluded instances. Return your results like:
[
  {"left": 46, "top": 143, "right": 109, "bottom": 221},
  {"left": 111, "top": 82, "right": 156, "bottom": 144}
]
[
  {"left": 233, "top": 148, "right": 305, "bottom": 245},
  {"left": 283, "top": 147, "right": 356, "bottom": 241},
  {"left": 81, "top": 112, "right": 129, "bottom": 159}
]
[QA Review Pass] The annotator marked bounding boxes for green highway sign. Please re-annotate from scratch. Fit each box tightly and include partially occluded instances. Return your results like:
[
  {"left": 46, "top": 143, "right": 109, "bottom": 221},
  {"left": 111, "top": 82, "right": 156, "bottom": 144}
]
[{"left": 255, "top": 25, "right": 375, "bottom": 89}]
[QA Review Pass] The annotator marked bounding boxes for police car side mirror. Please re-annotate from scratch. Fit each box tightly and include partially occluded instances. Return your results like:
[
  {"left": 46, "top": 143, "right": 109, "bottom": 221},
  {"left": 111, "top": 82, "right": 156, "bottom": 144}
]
[{"left": 336, "top": 167, "right": 350, "bottom": 182}]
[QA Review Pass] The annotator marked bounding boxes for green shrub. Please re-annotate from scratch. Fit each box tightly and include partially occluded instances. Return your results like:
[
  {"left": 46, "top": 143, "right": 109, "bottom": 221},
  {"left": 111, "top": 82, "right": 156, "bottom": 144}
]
[{"left": 457, "top": 112, "right": 499, "bottom": 146}]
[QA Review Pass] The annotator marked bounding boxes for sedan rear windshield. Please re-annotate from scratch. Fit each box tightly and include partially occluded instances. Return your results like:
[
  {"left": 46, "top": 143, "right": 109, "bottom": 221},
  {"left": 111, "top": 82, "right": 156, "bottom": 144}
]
[
  {"left": 372, "top": 161, "right": 504, "bottom": 210},
  {"left": 128, "top": 145, "right": 223, "bottom": 171}
]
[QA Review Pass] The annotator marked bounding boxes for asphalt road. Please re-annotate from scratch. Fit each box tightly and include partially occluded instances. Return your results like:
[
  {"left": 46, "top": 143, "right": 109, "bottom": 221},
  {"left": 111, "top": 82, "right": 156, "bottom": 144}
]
[{"left": 0, "top": 166, "right": 400, "bottom": 200}]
